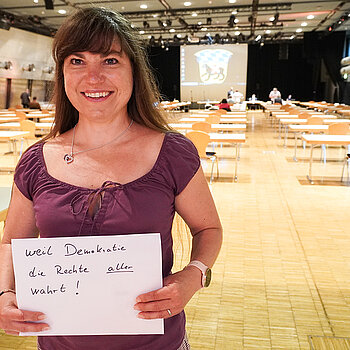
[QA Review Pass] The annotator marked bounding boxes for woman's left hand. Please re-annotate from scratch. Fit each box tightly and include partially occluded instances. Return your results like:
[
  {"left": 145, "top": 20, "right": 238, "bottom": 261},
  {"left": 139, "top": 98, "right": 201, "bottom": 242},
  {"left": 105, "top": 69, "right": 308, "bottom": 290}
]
[{"left": 134, "top": 267, "right": 202, "bottom": 319}]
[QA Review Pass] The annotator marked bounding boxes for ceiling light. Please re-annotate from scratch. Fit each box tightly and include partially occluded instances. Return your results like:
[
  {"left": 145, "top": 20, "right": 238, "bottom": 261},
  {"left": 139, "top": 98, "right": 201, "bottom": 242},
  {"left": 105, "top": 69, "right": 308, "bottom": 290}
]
[
  {"left": 307, "top": 15, "right": 315, "bottom": 20},
  {"left": 148, "top": 35, "right": 152, "bottom": 39},
  {"left": 265, "top": 30, "right": 271, "bottom": 34},
  {"left": 140, "top": 4, "right": 147, "bottom": 9},
  {"left": 234, "top": 31, "right": 240, "bottom": 36},
  {"left": 184, "top": 2, "right": 192, "bottom": 6},
  {"left": 301, "top": 22, "right": 308, "bottom": 27},
  {"left": 232, "top": 10, "right": 238, "bottom": 15},
  {"left": 177, "top": 34, "right": 182, "bottom": 38},
  {"left": 153, "top": 14, "right": 158, "bottom": 18},
  {"left": 0, "top": 61, "right": 13, "bottom": 70},
  {"left": 290, "top": 35, "right": 295, "bottom": 40},
  {"left": 229, "top": 0, "right": 237, "bottom": 3},
  {"left": 139, "top": 30, "right": 145, "bottom": 34},
  {"left": 296, "top": 28, "right": 302, "bottom": 33},
  {"left": 58, "top": 9, "right": 66, "bottom": 14},
  {"left": 169, "top": 28, "right": 176, "bottom": 33},
  {"left": 201, "top": 27, "right": 208, "bottom": 31},
  {"left": 269, "top": 16, "right": 275, "bottom": 22},
  {"left": 255, "top": 35, "right": 261, "bottom": 41},
  {"left": 33, "top": 0, "right": 39, "bottom": 3},
  {"left": 198, "top": 21, "right": 202, "bottom": 25},
  {"left": 192, "top": 13, "right": 198, "bottom": 17},
  {"left": 234, "top": 18, "right": 239, "bottom": 23}
]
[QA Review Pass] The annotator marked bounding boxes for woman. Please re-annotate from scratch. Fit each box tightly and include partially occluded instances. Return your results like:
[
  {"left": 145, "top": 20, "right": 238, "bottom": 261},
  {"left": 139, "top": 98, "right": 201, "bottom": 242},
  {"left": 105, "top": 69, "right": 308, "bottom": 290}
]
[
  {"left": 0, "top": 7, "right": 222, "bottom": 350},
  {"left": 218, "top": 98, "right": 231, "bottom": 112}
]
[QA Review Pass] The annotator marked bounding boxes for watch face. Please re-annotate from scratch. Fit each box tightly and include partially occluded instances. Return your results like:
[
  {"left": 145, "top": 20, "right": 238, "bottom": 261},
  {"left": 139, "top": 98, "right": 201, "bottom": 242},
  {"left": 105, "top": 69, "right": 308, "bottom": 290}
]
[{"left": 204, "top": 268, "right": 212, "bottom": 287}]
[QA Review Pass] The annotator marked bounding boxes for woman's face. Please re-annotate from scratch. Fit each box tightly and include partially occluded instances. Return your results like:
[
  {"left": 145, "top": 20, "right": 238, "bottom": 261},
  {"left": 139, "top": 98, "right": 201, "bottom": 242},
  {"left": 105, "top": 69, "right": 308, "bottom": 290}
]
[{"left": 63, "top": 39, "right": 133, "bottom": 121}]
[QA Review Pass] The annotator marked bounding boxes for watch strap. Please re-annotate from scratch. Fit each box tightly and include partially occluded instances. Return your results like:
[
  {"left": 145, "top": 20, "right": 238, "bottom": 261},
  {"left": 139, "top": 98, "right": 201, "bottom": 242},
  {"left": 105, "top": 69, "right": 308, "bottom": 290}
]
[{"left": 187, "top": 260, "right": 209, "bottom": 287}]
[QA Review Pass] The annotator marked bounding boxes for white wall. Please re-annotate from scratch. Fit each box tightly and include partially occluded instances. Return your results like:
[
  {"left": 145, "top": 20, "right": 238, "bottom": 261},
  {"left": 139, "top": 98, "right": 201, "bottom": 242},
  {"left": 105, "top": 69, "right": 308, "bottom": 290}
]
[
  {"left": 0, "top": 27, "right": 54, "bottom": 81},
  {"left": 0, "top": 27, "right": 54, "bottom": 107}
]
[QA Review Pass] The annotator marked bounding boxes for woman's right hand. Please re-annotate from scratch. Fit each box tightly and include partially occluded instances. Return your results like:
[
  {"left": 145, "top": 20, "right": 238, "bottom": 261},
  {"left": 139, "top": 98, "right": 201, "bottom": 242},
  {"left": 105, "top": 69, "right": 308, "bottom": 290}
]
[{"left": 0, "top": 293, "right": 49, "bottom": 335}]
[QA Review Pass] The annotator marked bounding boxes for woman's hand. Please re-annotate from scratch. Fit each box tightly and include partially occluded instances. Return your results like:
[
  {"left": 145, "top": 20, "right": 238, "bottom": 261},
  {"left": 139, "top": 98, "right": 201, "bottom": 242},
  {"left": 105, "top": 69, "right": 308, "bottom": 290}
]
[
  {"left": 134, "top": 266, "right": 202, "bottom": 319},
  {"left": 0, "top": 293, "right": 49, "bottom": 335}
]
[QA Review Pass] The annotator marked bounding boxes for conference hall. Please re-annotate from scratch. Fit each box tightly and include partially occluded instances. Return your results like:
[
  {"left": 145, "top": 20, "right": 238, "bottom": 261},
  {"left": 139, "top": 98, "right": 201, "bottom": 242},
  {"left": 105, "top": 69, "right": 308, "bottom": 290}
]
[{"left": 0, "top": 1, "right": 350, "bottom": 349}]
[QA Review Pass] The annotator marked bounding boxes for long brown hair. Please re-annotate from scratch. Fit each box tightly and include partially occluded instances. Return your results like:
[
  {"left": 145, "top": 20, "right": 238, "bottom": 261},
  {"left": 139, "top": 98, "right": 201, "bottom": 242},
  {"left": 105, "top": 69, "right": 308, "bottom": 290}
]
[{"left": 44, "top": 7, "right": 171, "bottom": 140}]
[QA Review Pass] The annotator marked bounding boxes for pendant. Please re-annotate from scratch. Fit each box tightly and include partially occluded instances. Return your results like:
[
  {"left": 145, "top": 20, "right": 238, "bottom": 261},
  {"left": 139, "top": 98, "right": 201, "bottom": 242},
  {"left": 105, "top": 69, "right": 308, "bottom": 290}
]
[{"left": 64, "top": 154, "right": 74, "bottom": 164}]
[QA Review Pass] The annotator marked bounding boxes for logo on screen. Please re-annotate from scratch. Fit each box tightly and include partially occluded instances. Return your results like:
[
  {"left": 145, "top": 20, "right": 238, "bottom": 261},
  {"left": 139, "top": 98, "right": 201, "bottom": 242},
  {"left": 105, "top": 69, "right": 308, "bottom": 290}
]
[{"left": 195, "top": 49, "right": 233, "bottom": 84}]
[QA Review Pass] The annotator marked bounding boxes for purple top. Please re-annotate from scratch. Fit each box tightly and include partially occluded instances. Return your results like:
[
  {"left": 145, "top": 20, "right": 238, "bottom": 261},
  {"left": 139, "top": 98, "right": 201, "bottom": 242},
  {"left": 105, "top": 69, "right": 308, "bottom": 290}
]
[{"left": 14, "top": 132, "right": 200, "bottom": 350}]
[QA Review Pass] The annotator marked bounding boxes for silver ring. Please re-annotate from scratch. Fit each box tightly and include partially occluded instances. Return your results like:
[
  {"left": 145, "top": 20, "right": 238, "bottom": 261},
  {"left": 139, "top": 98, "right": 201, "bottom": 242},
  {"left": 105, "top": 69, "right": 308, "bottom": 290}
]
[{"left": 167, "top": 309, "right": 172, "bottom": 316}]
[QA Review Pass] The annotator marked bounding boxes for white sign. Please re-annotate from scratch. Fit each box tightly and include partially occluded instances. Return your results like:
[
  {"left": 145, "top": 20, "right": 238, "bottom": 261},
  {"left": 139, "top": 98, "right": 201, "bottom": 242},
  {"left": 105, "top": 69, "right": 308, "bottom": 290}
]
[{"left": 12, "top": 234, "right": 163, "bottom": 336}]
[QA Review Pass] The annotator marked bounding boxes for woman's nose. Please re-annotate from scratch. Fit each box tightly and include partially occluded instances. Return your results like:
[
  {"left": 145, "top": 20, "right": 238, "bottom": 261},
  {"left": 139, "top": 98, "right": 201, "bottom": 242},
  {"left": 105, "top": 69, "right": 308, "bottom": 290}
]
[{"left": 85, "top": 65, "right": 105, "bottom": 83}]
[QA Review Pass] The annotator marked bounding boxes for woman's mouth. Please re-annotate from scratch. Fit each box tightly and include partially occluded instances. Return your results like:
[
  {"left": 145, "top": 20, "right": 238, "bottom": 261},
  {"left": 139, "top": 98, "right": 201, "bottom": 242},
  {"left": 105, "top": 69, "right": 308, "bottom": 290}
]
[{"left": 81, "top": 91, "right": 113, "bottom": 101}]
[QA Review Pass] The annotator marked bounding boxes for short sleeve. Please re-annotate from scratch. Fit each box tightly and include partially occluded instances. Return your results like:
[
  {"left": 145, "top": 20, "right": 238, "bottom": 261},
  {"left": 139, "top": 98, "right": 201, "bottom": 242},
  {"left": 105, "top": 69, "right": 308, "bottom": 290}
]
[
  {"left": 160, "top": 132, "right": 200, "bottom": 195},
  {"left": 14, "top": 143, "right": 42, "bottom": 201}
]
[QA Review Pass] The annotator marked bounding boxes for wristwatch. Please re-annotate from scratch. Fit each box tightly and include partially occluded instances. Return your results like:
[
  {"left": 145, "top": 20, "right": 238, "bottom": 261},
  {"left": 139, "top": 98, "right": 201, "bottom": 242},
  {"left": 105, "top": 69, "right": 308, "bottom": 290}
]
[{"left": 187, "top": 260, "right": 212, "bottom": 288}]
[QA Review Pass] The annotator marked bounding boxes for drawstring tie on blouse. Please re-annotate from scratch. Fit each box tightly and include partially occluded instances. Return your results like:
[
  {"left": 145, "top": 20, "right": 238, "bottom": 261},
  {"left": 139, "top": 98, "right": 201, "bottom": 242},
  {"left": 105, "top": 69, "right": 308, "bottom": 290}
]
[{"left": 69, "top": 180, "right": 123, "bottom": 236}]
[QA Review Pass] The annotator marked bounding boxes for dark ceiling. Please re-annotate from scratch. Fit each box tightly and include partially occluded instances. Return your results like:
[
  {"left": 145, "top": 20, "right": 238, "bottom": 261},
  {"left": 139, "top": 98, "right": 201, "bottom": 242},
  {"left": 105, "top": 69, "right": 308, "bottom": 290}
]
[{"left": 0, "top": 0, "right": 349, "bottom": 45}]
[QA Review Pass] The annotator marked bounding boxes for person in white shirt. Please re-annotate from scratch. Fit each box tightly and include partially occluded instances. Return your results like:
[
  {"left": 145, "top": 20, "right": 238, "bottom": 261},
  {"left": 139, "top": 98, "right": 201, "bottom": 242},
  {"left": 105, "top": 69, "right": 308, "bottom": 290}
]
[
  {"left": 232, "top": 90, "right": 243, "bottom": 104},
  {"left": 269, "top": 88, "right": 281, "bottom": 103}
]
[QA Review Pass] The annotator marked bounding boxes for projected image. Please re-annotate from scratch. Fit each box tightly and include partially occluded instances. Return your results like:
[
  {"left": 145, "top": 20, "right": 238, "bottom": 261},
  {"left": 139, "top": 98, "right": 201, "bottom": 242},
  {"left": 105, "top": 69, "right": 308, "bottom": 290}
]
[
  {"left": 195, "top": 49, "right": 232, "bottom": 84},
  {"left": 181, "top": 45, "right": 247, "bottom": 101}
]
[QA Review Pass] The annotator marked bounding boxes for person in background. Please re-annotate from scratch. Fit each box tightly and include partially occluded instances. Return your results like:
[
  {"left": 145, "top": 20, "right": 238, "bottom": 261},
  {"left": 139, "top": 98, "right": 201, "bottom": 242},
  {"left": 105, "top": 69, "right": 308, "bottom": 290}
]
[
  {"left": 227, "top": 86, "right": 234, "bottom": 99},
  {"left": 20, "top": 89, "right": 30, "bottom": 108},
  {"left": 232, "top": 90, "right": 243, "bottom": 104},
  {"left": 269, "top": 87, "right": 281, "bottom": 103},
  {"left": 218, "top": 98, "right": 231, "bottom": 112},
  {"left": 29, "top": 96, "right": 41, "bottom": 110},
  {"left": 0, "top": 7, "right": 222, "bottom": 350}
]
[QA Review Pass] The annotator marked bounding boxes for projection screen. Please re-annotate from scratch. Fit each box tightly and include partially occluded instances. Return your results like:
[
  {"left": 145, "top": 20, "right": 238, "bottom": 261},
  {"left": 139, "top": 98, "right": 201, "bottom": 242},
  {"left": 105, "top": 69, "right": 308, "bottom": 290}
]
[{"left": 180, "top": 44, "right": 248, "bottom": 102}]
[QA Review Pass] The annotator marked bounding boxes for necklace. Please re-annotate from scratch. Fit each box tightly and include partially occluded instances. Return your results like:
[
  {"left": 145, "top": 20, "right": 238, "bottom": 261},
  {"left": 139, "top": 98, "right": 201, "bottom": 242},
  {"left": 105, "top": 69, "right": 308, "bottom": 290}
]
[{"left": 63, "top": 119, "right": 134, "bottom": 164}]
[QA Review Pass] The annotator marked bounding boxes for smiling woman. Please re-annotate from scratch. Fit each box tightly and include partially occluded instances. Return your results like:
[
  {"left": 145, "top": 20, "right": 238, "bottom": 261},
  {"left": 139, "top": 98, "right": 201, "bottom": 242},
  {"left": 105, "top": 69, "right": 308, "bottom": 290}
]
[{"left": 0, "top": 7, "right": 222, "bottom": 350}]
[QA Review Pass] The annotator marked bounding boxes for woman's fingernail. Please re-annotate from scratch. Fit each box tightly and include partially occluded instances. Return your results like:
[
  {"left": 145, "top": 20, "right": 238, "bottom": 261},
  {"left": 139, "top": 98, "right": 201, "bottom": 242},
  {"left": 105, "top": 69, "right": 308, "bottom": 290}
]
[
  {"left": 136, "top": 297, "right": 141, "bottom": 302},
  {"left": 38, "top": 315, "right": 46, "bottom": 320},
  {"left": 42, "top": 327, "right": 50, "bottom": 331},
  {"left": 137, "top": 313, "right": 145, "bottom": 319}
]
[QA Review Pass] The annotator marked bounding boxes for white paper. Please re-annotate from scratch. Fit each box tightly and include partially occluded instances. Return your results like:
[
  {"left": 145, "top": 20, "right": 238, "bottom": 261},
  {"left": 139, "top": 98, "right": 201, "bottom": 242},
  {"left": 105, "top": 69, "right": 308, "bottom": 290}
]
[{"left": 11, "top": 233, "right": 163, "bottom": 336}]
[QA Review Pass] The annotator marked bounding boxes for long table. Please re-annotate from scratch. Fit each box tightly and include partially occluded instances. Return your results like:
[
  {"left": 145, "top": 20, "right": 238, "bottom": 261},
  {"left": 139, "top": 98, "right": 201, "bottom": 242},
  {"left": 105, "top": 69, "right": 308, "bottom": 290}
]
[
  {"left": 179, "top": 117, "right": 247, "bottom": 124},
  {"left": 0, "top": 122, "right": 53, "bottom": 132},
  {"left": 288, "top": 125, "right": 329, "bottom": 161},
  {"left": 280, "top": 118, "right": 350, "bottom": 146},
  {"left": 209, "top": 133, "right": 246, "bottom": 182},
  {"left": 0, "top": 131, "right": 30, "bottom": 158},
  {"left": 301, "top": 134, "right": 350, "bottom": 184},
  {"left": 169, "top": 123, "right": 246, "bottom": 132}
]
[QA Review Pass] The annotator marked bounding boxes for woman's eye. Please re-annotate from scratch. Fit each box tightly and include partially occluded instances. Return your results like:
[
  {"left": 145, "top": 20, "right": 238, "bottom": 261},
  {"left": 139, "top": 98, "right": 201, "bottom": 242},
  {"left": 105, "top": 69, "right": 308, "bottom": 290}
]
[
  {"left": 105, "top": 58, "right": 118, "bottom": 65},
  {"left": 71, "top": 58, "right": 83, "bottom": 65}
]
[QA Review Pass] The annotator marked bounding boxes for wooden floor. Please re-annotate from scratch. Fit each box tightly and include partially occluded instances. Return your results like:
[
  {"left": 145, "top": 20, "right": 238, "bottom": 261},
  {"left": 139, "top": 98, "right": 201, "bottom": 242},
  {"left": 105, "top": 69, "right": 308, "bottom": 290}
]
[{"left": 1, "top": 111, "right": 350, "bottom": 349}]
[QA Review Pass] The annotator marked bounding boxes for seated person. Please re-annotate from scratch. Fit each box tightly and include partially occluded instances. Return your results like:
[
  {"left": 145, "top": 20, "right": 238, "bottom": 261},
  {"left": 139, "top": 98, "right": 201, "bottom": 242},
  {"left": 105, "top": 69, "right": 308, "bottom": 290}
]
[
  {"left": 29, "top": 96, "right": 41, "bottom": 110},
  {"left": 218, "top": 98, "right": 231, "bottom": 112}
]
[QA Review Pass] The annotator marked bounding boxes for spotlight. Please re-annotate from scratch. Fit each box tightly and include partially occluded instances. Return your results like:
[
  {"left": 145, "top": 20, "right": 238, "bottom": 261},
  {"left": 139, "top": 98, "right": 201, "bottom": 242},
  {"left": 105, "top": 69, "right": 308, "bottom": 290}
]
[
  {"left": 0, "top": 61, "right": 13, "bottom": 70},
  {"left": 272, "top": 12, "right": 279, "bottom": 25},
  {"left": 0, "top": 18, "right": 11, "bottom": 30},
  {"left": 228, "top": 15, "right": 235, "bottom": 27},
  {"left": 22, "top": 64, "right": 35, "bottom": 72},
  {"left": 178, "top": 17, "right": 188, "bottom": 28},
  {"left": 44, "top": 0, "right": 54, "bottom": 10},
  {"left": 42, "top": 66, "right": 54, "bottom": 74}
]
